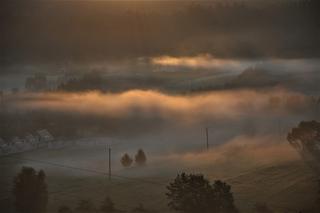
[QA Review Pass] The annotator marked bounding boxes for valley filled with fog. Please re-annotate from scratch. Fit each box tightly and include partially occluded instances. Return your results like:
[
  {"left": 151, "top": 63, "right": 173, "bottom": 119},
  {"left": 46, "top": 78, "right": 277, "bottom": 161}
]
[{"left": 1, "top": 0, "right": 320, "bottom": 213}]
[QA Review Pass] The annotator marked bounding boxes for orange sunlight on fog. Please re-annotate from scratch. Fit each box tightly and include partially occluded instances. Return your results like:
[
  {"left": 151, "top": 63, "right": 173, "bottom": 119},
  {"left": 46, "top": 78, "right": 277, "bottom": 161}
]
[
  {"left": 151, "top": 54, "right": 247, "bottom": 69},
  {"left": 8, "top": 89, "right": 306, "bottom": 124}
]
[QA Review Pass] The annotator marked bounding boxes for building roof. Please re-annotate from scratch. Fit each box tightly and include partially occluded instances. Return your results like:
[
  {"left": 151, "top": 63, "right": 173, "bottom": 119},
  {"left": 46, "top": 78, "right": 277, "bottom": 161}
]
[
  {"left": 25, "top": 134, "right": 37, "bottom": 143},
  {"left": 37, "top": 129, "right": 54, "bottom": 141}
]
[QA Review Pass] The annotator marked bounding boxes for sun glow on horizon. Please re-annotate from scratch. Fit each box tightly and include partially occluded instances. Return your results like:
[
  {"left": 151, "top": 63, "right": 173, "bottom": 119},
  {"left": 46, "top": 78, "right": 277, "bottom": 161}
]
[{"left": 151, "top": 54, "right": 250, "bottom": 70}]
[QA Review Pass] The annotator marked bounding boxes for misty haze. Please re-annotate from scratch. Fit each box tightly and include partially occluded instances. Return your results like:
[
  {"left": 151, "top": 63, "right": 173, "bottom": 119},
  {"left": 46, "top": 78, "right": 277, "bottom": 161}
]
[{"left": 1, "top": 0, "right": 320, "bottom": 213}]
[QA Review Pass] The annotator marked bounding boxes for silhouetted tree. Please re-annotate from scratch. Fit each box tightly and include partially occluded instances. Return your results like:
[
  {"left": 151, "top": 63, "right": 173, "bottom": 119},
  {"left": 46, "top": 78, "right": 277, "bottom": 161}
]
[
  {"left": 58, "top": 205, "right": 73, "bottom": 213},
  {"left": 100, "top": 196, "right": 115, "bottom": 213},
  {"left": 314, "top": 179, "right": 320, "bottom": 212},
  {"left": 75, "top": 199, "right": 96, "bottom": 213},
  {"left": 13, "top": 167, "right": 48, "bottom": 213},
  {"left": 252, "top": 203, "right": 273, "bottom": 213},
  {"left": 166, "top": 173, "right": 237, "bottom": 213},
  {"left": 318, "top": 179, "right": 320, "bottom": 200},
  {"left": 166, "top": 173, "right": 212, "bottom": 213},
  {"left": 135, "top": 149, "right": 147, "bottom": 165},
  {"left": 287, "top": 120, "right": 320, "bottom": 172},
  {"left": 212, "top": 180, "right": 238, "bottom": 213},
  {"left": 121, "top": 153, "right": 133, "bottom": 167}
]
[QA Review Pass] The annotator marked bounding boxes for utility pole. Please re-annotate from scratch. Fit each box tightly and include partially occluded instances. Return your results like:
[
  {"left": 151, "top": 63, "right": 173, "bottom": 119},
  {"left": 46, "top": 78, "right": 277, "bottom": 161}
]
[
  {"left": 0, "top": 91, "right": 3, "bottom": 111},
  {"left": 206, "top": 127, "right": 209, "bottom": 150},
  {"left": 107, "top": 146, "right": 111, "bottom": 181}
]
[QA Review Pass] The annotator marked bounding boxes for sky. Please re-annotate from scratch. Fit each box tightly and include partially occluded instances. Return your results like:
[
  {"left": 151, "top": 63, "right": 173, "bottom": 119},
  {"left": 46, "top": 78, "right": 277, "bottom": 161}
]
[
  {"left": 1, "top": 0, "right": 319, "bottom": 69},
  {"left": 0, "top": 0, "right": 319, "bottom": 91}
]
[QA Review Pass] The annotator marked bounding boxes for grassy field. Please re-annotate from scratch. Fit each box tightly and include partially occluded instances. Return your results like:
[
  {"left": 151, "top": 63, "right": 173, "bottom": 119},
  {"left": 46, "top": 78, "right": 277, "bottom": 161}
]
[{"left": 0, "top": 139, "right": 318, "bottom": 213}]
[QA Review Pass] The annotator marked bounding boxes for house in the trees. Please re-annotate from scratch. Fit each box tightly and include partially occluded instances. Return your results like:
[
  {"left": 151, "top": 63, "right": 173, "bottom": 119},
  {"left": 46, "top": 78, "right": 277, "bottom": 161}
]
[
  {"left": 11, "top": 137, "right": 25, "bottom": 151},
  {"left": 36, "top": 129, "right": 54, "bottom": 147},
  {"left": 25, "top": 133, "right": 38, "bottom": 146}
]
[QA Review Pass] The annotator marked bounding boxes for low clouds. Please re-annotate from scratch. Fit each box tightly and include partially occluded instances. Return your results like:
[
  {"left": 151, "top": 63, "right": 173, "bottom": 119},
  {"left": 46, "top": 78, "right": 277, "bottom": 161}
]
[
  {"left": 151, "top": 54, "right": 250, "bottom": 70},
  {"left": 159, "top": 135, "right": 299, "bottom": 177},
  {"left": 7, "top": 89, "right": 307, "bottom": 124},
  {"left": 1, "top": 89, "right": 314, "bottom": 179}
]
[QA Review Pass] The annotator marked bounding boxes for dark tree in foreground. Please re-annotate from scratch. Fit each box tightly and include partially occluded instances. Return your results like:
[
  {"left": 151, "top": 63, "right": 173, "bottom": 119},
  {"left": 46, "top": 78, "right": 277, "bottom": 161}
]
[
  {"left": 212, "top": 180, "right": 238, "bottom": 213},
  {"left": 287, "top": 120, "right": 320, "bottom": 172},
  {"left": 166, "top": 173, "right": 212, "bottom": 213},
  {"left": 121, "top": 153, "right": 133, "bottom": 167},
  {"left": 100, "top": 196, "right": 115, "bottom": 213},
  {"left": 313, "top": 179, "right": 320, "bottom": 212},
  {"left": 166, "top": 173, "right": 238, "bottom": 213},
  {"left": 58, "top": 205, "right": 73, "bottom": 213},
  {"left": 135, "top": 149, "right": 147, "bottom": 165},
  {"left": 75, "top": 199, "right": 96, "bottom": 213},
  {"left": 13, "top": 167, "right": 48, "bottom": 213}
]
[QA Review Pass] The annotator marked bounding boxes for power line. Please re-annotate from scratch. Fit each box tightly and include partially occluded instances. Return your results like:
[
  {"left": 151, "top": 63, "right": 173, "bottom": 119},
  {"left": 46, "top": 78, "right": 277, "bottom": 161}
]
[
  {"left": 0, "top": 152, "right": 167, "bottom": 206},
  {"left": 1, "top": 181, "right": 142, "bottom": 211},
  {"left": 1, "top": 155, "right": 167, "bottom": 186},
  {"left": 0, "top": 155, "right": 168, "bottom": 211}
]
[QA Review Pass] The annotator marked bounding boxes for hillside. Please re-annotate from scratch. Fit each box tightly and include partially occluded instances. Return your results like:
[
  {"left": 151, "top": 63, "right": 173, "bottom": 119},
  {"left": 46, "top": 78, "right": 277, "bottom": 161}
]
[{"left": 0, "top": 141, "right": 318, "bottom": 213}]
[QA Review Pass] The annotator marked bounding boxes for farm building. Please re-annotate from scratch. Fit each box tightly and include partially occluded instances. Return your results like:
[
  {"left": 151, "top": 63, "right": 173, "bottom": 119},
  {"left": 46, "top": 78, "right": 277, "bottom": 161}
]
[
  {"left": 37, "top": 129, "right": 54, "bottom": 142},
  {"left": 25, "top": 133, "right": 38, "bottom": 146}
]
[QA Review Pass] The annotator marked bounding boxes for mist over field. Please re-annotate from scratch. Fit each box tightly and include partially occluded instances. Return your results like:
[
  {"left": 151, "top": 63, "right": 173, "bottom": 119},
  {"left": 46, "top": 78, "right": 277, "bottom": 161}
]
[
  {"left": 1, "top": 0, "right": 320, "bottom": 213},
  {"left": 1, "top": 88, "right": 316, "bottom": 139}
]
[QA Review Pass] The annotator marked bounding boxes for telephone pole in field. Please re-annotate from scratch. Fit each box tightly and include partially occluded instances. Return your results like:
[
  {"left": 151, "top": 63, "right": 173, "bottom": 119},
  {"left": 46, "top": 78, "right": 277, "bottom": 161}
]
[
  {"left": 107, "top": 146, "right": 111, "bottom": 181},
  {"left": 206, "top": 127, "right": 209, "bottom": 150}
]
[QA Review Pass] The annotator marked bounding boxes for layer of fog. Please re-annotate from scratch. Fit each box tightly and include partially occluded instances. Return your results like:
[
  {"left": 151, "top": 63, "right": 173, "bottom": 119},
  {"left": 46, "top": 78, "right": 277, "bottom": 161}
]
[
  {"left": 3, "top": 88, "right": 317, "bottom": 174},
  {"left": 14, "top": 133, "right": 300, "bottom": 183},
  {"left": 151, "top": 55, "right": 320, "bottom": 73},
  {"left": 2, "top": 57, "right": 320, "bottom": 75},
  {"left": 6, "top": 89, "right": 311, "bottom": 125},
  {"left": 1, "top": 57, "right": 320, "bottom": 92}
]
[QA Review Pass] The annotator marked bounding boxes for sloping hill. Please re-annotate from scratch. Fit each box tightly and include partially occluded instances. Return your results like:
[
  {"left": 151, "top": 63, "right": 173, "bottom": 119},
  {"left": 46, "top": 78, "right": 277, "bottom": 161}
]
[
  {"left": 226, "top": 161, "right": 318, "bottom": 212},
  {"left": 225, "top": 68, "right": 280, "bottom": 89},
  {"left": 0, "top": 145, "right": 318, "bottom": 213}
]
